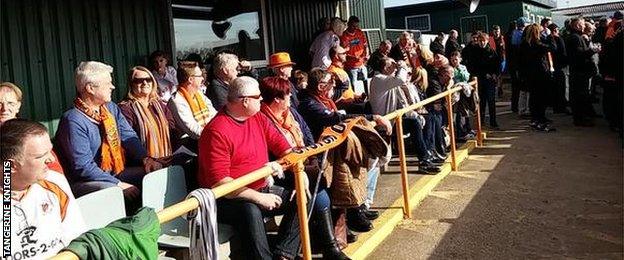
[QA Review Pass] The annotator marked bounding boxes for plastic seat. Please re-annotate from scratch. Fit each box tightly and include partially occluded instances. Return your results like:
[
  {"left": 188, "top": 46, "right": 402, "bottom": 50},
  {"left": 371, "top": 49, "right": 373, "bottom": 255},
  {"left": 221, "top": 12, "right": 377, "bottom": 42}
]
[
  {"left": 76, "top": 186, "right": 126, "bottom": 230},
  {"left": 142, "top": 166, "right": 190, "bottom": 248}
]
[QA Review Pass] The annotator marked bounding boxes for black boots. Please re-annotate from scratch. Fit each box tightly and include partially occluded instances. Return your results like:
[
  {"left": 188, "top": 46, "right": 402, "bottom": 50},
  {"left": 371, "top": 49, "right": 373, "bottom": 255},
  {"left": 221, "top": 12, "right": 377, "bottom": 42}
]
[
  {"left": 359, "top": 204, "right": 379, "bottom": 220},
  {"left": 317, "top": 209, "right": 351, "bottom": 260},
  {"left": 346, "top": 207, "right": 373, "bottom": 232}
]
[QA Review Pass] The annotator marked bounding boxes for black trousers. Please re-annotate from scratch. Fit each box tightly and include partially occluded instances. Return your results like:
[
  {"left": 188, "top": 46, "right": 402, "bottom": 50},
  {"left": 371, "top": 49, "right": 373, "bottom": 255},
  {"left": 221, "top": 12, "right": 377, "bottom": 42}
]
[
  {"left": 529, "top": 73, "right": 549, "bottom": 123},
  {"left": 510, "top": 69, "right": 521, "bottom": 112},
  {"left": 551, "top": 69, "right": 568, "bottom": 112},
  {"left": 602, "top": 79, "right": 623, "bottom": 129},
  {"left": 217, "top": 186, "right": 301, "bottom": 260},
  {"left": 479, "top": 76, "right": 498, "bottom": 126},
  {"left": 569, "top": 73, "right": 594, "bottom": 122}
]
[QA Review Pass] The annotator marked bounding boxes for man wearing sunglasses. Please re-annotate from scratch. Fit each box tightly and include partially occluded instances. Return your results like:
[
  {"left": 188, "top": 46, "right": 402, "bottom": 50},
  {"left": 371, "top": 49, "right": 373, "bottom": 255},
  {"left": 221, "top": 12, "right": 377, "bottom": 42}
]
[{"left": 198, "top": 76, "right": 303, "bottom": 260}]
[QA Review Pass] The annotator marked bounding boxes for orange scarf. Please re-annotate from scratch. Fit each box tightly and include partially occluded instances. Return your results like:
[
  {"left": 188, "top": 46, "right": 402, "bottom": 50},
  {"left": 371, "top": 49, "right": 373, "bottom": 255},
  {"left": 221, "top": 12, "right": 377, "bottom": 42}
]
[
  {"left": 129, "top": 100, "right": 172, "bottom": 158},
  {"left": 312, "top": 91, "right": 338, "bottom": 113},
  {"left": 74, "top": 98, "right": 125, "bottom": 175},
  {"left": 260, "top": 103, "right": 305, "bottom": 148},
  {"left": 178, "top": 86, "right": 212, "bottom": 127}
]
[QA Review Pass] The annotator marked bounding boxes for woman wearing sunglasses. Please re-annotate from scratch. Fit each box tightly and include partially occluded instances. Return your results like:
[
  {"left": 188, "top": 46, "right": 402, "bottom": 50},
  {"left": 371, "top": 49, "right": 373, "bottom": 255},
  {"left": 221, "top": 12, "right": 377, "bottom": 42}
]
[{"left": 118, "top": 66, "right": 177, "bottom": 164}]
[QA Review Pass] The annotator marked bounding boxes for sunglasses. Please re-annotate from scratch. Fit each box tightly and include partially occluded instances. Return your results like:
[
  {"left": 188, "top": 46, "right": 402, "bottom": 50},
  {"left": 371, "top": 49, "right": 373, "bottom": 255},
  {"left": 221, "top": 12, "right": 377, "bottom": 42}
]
[
  {"left": 132, "top": 77, "right": 153, "bottom": 84},
  {"left": 238, "top": 94, "right": 262, "bottom": 100}
]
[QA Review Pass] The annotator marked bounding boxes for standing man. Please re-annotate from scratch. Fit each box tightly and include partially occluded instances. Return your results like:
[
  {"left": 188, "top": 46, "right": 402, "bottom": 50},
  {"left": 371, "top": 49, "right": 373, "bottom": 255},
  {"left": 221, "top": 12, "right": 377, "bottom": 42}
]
[
  {"left": 341, "top": 16, "right": 370, "bottom": 95},
  {"left": 566, "top": 17, "right": 601, "bottom": 126},
  {"left": 445, "top": 29, "right": 461, "bottom": 58},
  {"left": 310, "top": 17, "right": 346, "bottom": 69},
  {"left": 2, "top": 119, "right": 86, "bottom": 259},
  {"left": 510, "top": 17, "right": 530, "bottom": 115},
  {"left": 468, "top": 32, "right": 500, "bottom": 129},
  {"left": 547, "top": 23, "right": 570, "bottom": 114}
]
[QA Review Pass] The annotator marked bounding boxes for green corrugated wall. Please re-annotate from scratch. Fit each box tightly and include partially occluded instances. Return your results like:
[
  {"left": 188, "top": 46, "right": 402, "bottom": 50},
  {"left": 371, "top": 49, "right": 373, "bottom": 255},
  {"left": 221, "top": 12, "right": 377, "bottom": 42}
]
[
  {"left": 349, "top": 0, "right": 386, "bottom": 36},
  {"left": 0, "top": 0, "right": 170, "bottom": 134},
  {"left": 269, "top": 0, "right": 339, "bottom": 71}
]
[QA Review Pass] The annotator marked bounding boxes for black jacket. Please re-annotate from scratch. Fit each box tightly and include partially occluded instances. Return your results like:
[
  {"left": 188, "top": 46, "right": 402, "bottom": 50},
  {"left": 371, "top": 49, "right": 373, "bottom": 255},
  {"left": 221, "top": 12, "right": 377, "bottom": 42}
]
[
  {"left": 518, "top": 40, "right": 553, "bottom": 76},
  {"left": 445, "top": 39, "right": 461, "bottom": 57},
  {"left": 465, "top": 45, "right": 499, "bottom": 78},
  {"left": 548, "top": 35, "right": 568, "bottom": 70},
  {"left": 565, "top": 32, "right": 597, "bottom": 75}
]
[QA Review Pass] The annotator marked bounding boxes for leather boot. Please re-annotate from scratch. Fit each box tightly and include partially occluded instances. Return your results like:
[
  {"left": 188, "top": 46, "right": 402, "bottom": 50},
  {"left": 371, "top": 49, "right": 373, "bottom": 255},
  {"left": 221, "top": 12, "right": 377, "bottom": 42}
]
[
  {"left": 346, "top": 207, "right": 373, "bottom": 232},
  {"left": 317, "top": 209, "right": 351, "bottom": 260}
]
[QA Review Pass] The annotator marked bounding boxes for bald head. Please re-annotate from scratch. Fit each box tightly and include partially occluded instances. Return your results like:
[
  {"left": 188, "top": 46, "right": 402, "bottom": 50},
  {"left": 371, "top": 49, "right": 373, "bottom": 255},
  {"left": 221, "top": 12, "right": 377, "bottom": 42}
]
[{"left": 228, "top": 76, "right": 260, "bottom": 102}]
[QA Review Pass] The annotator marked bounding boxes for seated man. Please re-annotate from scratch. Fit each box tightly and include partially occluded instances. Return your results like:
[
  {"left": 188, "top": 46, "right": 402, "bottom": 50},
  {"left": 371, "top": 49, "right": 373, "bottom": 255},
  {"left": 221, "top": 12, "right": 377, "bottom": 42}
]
[
  {"left": 198, "top": 76, "right": 301, "bottom": 260},
  {"left": 208, "top": 52, "right": 259, "bottom": 111},
  {"left": 2, "top": 119, "right": 86, "bottom": 259},
  {"left": 369, "top": 58, "right": 441, "bottom": 173},
  {"left": 168, "top": 61, "right": 218, "bottom": 146},
  {"left": 55, "top": 61, "right": 162, "bottom": 204}
]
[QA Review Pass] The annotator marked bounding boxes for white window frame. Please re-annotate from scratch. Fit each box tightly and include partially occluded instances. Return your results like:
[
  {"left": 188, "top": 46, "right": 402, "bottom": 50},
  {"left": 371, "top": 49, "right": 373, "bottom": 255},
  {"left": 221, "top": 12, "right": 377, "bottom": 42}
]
[
  {"left": 404, "top": 14, "right": 431, "bottom": 32},
  {"left": 171, "top": 0, "right": 270, "bottom": 67}
]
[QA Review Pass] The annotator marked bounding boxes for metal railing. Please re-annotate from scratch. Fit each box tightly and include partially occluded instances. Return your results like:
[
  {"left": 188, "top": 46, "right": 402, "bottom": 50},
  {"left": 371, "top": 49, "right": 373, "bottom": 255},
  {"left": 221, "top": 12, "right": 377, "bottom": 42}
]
[{"left": 51, "top": 79, "right": 482, "bottom": 260}]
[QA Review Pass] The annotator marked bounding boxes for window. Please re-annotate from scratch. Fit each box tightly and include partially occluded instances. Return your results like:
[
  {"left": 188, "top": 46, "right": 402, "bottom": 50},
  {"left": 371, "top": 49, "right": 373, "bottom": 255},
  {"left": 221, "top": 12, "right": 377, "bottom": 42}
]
[
  {"left": 405, "top": 14, "right": 431, "bottom": 32},
  {"left": 172, "top": 0, "right": 269, "bottom": 66}
]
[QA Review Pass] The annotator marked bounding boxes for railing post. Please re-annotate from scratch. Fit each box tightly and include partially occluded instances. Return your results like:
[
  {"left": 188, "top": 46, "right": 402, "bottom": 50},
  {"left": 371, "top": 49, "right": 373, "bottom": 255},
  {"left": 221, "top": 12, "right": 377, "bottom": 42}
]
[
  {"left": 395, "top": 115, "right": 411, "bottom": 219},
  {"left": 293, "top": 160, "right": 312, "bottom": 260},
  {"left": 474, "top": 80, "right": 484, "bottom": 147},
  {"left": 446, "top": 92, "right": 458, "bottom": 171}
]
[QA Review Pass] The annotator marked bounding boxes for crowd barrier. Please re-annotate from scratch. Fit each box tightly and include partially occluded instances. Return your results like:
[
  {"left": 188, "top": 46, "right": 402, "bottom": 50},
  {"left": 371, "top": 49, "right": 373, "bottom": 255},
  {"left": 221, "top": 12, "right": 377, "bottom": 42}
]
[{"left": 51, "top": 79, "right": 482, "bottom": 260}]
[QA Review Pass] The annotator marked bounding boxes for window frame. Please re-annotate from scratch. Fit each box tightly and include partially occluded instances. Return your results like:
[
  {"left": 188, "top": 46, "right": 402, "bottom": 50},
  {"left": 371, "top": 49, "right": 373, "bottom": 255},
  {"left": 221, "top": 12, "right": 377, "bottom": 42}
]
[
  {"left": 404, "top": 14, "right": 431, "bottom": 32},
  {"left": 170, "top": 0, "right": 270, "bottom": 67}
]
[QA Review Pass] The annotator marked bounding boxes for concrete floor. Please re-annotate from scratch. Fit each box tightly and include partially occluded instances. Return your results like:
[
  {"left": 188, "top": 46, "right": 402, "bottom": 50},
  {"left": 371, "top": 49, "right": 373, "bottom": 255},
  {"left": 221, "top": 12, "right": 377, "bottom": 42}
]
[{"left": 368, "top": 110, "right": 623, "bottom": 259}]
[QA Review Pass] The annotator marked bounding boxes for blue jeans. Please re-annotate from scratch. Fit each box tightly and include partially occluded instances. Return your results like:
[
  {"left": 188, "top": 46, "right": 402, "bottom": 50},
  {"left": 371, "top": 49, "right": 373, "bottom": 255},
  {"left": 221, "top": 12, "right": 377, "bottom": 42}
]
[
  {"left": 402, "top": 117, "right": 430, "bottom": 160},
  {"left": 424, "top": 109, "right": 446, "bottom": 155},
  {"left": 347, "top": 66, "right": 369, "bottom": 95},
  {"left": 365, "top": 165, "right": 380, "bottom": 208}
]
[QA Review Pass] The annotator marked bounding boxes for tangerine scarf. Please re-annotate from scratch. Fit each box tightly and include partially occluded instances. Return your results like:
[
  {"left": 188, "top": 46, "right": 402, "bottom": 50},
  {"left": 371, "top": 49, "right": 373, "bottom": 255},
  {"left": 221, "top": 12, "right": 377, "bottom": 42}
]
[
  {"left": 129, "top": 100, "right": 172, "bottom": 158},
  {"left": 312, "top": 90, "right": 338, "bottom": 113},
  {"left": 74, "top": 98, "right": 125, "bottom": 175},
  {"left": 178, "top": 86, "right": 212, "bottom": 127},
  {"left": 260, "top": 103, "right": 305, "bottom": 148}
]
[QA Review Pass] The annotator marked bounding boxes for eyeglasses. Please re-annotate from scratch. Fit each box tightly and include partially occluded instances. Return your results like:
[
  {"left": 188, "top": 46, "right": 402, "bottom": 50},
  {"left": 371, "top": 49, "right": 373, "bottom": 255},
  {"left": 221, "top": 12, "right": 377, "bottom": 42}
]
[
  {"left": 238, "top": 94, "right": 262, "bottom": 100},
  {"left": 191, "top": 74, "right": 204, "bottom": 78},
  {"left": 319, "top": 79, "right": 335, "bottom": 86},
  {"left": 132, "top": 77, "right": 153, "bottom": 84}
]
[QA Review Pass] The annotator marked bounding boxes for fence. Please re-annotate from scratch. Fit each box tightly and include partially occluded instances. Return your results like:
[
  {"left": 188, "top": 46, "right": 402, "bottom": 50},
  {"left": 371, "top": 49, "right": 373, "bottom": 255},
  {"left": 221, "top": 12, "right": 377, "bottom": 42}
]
[{"left": 51, "top": 79, "right": 483, "bottom": 260}]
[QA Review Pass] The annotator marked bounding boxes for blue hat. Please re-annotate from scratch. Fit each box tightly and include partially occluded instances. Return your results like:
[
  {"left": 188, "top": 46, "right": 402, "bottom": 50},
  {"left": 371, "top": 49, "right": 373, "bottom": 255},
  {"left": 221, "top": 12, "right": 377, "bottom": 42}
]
[{"left": 517, "top": 17, "right": 530, "bottom": 25}]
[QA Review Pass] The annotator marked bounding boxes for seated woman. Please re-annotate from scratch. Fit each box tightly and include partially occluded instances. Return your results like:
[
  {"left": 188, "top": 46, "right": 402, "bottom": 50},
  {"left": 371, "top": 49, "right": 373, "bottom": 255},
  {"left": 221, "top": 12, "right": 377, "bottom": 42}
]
[
  {"left": 149, "top": 50, "right": 178, "bottom": 102},
  {"left": 259, "top": 76, "right": 350, "bottom": 260},
  {"left": 298, "top": 68, "right": 392, "bottom": 238},
  {"left": 118, "top": 66, "right": 179, "bottom": 162},
  {"left": 0, "top": 82, "right": 65, "bottom": 174}
]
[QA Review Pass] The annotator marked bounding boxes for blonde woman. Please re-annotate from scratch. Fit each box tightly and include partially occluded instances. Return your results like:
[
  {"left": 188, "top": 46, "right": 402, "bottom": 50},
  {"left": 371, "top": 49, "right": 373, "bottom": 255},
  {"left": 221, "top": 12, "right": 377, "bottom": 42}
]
[
  {"left": 118, "top": 66, "right": 177, "bottom": 159},
  {"left": 519, "top": 24, "right": 556, "bottom": 132}
]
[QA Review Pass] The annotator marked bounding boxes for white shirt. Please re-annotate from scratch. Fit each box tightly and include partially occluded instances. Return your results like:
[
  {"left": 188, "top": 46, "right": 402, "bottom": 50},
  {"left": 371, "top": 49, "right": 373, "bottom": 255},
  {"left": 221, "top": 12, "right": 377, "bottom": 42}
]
[
  {"left": 369, "top": 74, "right": 410, "bottom": 115},
  {"left": 153, "top": 66, "right": 179, "bottom": 102},
  {"left": 9, "top": 171, "right": 86, "bottom": 260},
  {"left": 168, "top": 91, "right": 217, "bottom": 140},
  {"left": 310, "top": 31, "right": 340, "bottom": 69}
]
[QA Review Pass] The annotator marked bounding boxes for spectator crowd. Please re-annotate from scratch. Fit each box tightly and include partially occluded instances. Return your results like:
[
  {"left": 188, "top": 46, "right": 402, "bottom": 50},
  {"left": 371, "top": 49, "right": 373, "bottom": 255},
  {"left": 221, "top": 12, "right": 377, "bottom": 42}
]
[{"left": 1, "top": 11, "right": 622, "bottom": 260}]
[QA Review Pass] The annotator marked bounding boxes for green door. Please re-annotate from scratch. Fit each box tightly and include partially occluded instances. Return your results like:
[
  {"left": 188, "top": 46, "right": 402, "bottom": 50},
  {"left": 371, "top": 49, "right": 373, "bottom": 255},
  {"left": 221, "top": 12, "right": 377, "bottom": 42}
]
[{"left": 460, "top": 15, "right": 488, "bottom": 43}]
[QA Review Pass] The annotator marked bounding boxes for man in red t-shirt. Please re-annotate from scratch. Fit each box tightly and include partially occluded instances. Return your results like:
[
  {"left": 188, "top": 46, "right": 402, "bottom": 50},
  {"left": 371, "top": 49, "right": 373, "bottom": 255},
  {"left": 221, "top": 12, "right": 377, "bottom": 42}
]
[
  {"left": 340, "top": 16, "right": 370, "bottom": 95},
  {"left": 198, "top": 76, "right": 301, "bottom": 260}
]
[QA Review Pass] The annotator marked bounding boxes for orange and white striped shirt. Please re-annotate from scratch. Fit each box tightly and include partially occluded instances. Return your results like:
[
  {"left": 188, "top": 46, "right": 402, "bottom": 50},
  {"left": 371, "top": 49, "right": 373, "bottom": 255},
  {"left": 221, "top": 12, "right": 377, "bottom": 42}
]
[{"left": 9, "top": 171, "right": 85, "bottom": 260}]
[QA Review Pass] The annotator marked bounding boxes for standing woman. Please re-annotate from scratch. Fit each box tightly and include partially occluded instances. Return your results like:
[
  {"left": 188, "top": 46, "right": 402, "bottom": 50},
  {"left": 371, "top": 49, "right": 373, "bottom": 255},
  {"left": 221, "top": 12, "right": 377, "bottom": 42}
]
[
  {"left": 118, "top": 66, "right": 176, "bottom": 162},
  {"left": 519, "top": 24, "right": 555, "bottom": 132},
  {"left": 149, "top": 50, "right": 178, "bottom": 102}
]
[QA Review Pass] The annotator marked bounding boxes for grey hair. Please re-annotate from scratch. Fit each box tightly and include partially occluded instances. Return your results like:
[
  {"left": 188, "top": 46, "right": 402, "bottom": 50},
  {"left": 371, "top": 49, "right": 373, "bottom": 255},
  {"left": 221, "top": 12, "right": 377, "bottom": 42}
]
[
  {"left": 213, "top": 53, "right": 239, "bottom": 72},
  {"left": 228, "top": 76, "right": 259, "bottom": 102},
  {"left": 75, "top": 61, "right": 113, "bottom": 95}
]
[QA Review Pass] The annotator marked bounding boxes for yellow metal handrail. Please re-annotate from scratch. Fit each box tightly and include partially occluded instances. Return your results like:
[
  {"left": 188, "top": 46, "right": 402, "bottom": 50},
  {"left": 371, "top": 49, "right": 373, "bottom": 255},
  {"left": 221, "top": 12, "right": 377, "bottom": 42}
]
[{"left": 51, "top": 79, "right": 481, "bottom": 260}]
